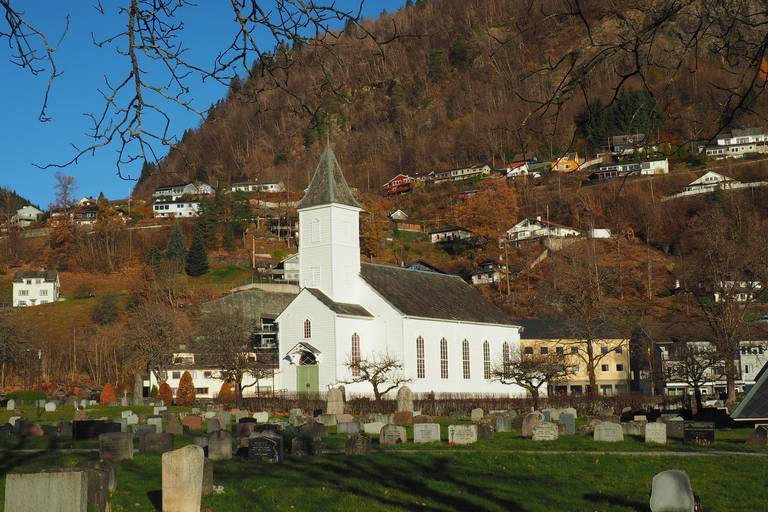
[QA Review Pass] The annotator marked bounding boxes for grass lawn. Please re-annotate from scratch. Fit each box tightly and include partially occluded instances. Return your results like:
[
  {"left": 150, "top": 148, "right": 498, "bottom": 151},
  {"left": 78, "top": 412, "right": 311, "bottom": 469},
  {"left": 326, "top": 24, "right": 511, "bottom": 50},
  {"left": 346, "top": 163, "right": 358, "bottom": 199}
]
[{"left": 0, "top": 407, "right": 766, "bottom": 511}]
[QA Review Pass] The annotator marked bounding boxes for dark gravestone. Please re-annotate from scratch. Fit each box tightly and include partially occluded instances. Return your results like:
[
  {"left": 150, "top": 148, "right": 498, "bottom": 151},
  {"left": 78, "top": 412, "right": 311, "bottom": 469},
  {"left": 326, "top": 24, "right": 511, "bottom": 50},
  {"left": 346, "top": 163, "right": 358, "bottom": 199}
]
[
  {"left": 476, "top": 420, "right": 495, "bottom": 439},
  {"left": 99, "top": 433, "right": 134, "bottom": 461},
  {"left": 254, "top": 423, "right": 283, "bottom": 434},
  {"left": 413, "top": 415, "right": 434, "bottom": 424},
  {"left": 73, "top": 420, "right": 107, "bottom": 441},
  {"left": 202, "top": 458, "right": 214, "bottom": 496},
  {"left": 0, "top": 423, "right": 14, "bottom": 435},
  {"left": 345, "top": 433, "right": 372, "bottom": 454},
  {"left": 239, "top": 417, "right": 258, "bottom": 424},
  {"left": 393, "top": 411, "right": 413, "bottom": 424},
  {"left": 139, "top": 432, "right": 175, "bottom": 454},
  {"left": 292, "top": 436, "right": 323, "bottom": 456},
  {"left": 248, "top": 431, "right": 284, "bottom": 463},
  {"left": 57, "top": 421, "right": 73, "bottom": 437},
  {"left": 232, "top": 423, "right": 257, "bottom": 436},
  {"left": 161, "top": 412, "right": 176, "bottom": 422},
  {"left": 448, "top": 411, "right": 467, "bottom": 420},
  {"left": 558, "top": 413, "right": 576, "bottom": 436},
  {"left": 76, "top": 459, "right": 118, "bottom": 492},
  {"left": 660, "top": 418, "right": 685, "bottom": 439},
  {"left": 683, "top": 421, "right": 715, "bottom": 445},
  {"left": 166, "top": 422, "right": 189, "bottom": 436},
  {"left": 41, "top": 467, "right": 109, "bottom": 512},
  {"left": 298, "top": 421, "right": 328, "bottom": 438},
  {"left": 131, "top": 424, "right": 156, "bottom": 438},
  {"left": 745, "top": 425, "right": 768, "bottom": 446},
  {"left": 183, "top": 416, "right": 203, "bottom": 430}
]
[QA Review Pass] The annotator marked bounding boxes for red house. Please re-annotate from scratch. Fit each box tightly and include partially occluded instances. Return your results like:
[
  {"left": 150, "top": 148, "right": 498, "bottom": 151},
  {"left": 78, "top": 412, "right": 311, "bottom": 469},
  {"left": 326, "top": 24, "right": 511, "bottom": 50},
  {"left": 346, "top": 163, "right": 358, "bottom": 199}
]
[{"left": 383, "top": 174, "right": 414, "bottom": 196}]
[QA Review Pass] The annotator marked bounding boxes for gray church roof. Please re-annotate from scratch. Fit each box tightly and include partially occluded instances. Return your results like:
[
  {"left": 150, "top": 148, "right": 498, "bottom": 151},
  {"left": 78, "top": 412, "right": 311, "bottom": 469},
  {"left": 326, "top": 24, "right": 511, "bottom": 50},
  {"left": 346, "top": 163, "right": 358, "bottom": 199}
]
[
  {"left": 732, "top": 361, "right": 768, "bottom": 421},
  {"left": 296, "top": 148, "right": 361, "bottom": 210},
  {"left": 306, "top": 288, "right": 374, "bottom": 318},
  {"left": 360, "top": 263, "right": 518, "bottom": 326}
]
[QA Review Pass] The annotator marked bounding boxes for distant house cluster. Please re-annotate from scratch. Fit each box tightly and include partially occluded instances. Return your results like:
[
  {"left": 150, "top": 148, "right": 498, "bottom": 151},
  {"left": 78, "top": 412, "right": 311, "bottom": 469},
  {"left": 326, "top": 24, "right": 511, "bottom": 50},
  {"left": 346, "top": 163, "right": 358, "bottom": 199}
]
[
  {"left": 704, "top": 127, "right": 766, "bottom": 159},
  {"left": 381, "top": 165, "right": 492, "bottom": 196}
]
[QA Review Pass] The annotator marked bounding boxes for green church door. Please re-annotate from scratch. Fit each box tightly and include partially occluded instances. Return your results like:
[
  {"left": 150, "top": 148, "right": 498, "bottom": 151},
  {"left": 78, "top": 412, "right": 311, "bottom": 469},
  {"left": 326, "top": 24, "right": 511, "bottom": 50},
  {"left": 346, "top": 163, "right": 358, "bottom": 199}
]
[{"left": 297, "top": 364, "right": 319, "bottom": 395}]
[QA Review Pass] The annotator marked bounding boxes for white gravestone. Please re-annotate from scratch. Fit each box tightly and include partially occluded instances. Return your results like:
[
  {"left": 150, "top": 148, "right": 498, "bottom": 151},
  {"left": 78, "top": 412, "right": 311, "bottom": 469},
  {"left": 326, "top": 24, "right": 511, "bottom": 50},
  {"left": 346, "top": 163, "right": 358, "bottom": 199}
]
[
  {"left": 645, "top": 422, "right": 667, "bottom": 444},
  {"left": 413, "top": 423, "right": 441, "bottom": 444},
  {"left": 594, "top": 421, "right": 624, "bottom": 442},
  {"left": 162, "top": 445, "right": 205, "bottom": 512},
  {"left": 650, "top": 469, "right": 695, "bottom": 512},
  {"left": 448, "top": 424, "right": 477, "bottom": 445},
  {"left": 532, "top": 421, "right": 559, "bottom": 441}
]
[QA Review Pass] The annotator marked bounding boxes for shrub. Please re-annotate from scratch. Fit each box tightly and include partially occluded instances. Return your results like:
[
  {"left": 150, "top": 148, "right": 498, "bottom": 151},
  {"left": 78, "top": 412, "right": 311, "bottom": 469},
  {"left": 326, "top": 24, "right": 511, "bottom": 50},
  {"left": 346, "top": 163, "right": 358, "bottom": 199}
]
[
  {"left": 5, "top": 390, "right": 45, "bottom": 403},
  {"left": 158, "top": 382, "right": 174, "bottom": 406},
  {"left": 100, "top": 382, "right": 117, "bottom": 405},
  {"left": 217, "top": 381, "right": 235, "bottom": 408},
  {"left": 176, "top": 371, "right": 197, "bottom": 406},
  {"left": 150, "top": 384, "right": 158, "bottom": 398}
]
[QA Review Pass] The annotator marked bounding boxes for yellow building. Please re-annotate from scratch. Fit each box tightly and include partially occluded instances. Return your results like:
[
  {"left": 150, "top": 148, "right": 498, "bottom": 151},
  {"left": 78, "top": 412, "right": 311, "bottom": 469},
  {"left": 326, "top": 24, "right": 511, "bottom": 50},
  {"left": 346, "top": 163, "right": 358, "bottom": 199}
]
[{"left": 516, "top": 319, "right": 630, "bottom": 396}]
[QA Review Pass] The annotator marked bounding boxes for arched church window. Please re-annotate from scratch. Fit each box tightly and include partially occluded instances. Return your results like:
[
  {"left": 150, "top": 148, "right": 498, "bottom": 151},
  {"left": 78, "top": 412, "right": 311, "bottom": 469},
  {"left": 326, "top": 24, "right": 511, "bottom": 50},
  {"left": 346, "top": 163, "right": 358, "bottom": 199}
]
[
  {"left": 440, "top": 338, "right": 449, "bottom": 379},
  {"left": 304, "top": 319, "right": 311, "bottom": 339},
  {"left": 462, "top": 339, "right": 470, "bottom": 379},
  {"left": 416, "top": 336, "right": 425, "bottom": 379},
  {"left": 502, "top": 341, "right": 510, "bottom": 375},
  {"left": 483, "top": 341, "right": 491, "bottom": 380},
  {"left": 351, "top": 333, "right": 361, "bottom": 377}
]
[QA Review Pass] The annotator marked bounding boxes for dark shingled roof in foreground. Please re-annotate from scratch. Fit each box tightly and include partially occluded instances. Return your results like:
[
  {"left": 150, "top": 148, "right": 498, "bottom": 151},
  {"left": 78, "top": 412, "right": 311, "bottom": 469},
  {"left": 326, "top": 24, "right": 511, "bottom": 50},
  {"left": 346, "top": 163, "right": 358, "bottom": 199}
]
[
  {"left": 296, "top": 148, "right": 361, "bottom": 210},
  {"left": 732, "top": 361, "right": 768, "bottom": 421},
  {"left": 360, "top": 263, "right": 517, "bottom": 326},
  {"left": 307, "top": 288, "right": 374, "bottom": 318},
  {"left": 12, "top": 270, "right": 58, "bottom": 283}
]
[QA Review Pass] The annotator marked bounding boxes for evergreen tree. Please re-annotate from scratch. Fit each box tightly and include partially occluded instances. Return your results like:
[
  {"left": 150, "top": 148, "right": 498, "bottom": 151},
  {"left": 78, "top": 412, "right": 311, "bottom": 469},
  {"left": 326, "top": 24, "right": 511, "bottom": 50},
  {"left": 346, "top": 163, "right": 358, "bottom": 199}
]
[
  {"left": 175, "top": 371, "right": 197, "bottom": 406},
  {"left": 223, "top": 222, "right": 235, "bottom": 251},
  {"left": 145, "top": 246, "right": 162, "bottom": 274},
  {"left": 164, "top": 221, "right": 187, "bottom": 273},
  {"left": 100, "top": 382, "right": 117, "bottom": 405},
  {"left": 157, "top": 382, "right": 174, "bottom": 406},
  {"left": 186, "top": 228, "right": 209, "bottom": 277},
  {"left": 196, "top": 196, "right": 219, "bottom": 248}
]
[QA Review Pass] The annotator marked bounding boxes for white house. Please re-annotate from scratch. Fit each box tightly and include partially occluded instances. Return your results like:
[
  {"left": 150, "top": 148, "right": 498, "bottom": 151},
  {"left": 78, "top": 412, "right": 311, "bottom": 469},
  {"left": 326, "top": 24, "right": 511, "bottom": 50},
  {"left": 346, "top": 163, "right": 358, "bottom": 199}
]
[
  {"left": 12, "top": 270, "right": 59, "bottom": 306},
  {"left": 259, "top": 182, "right": 286, "bottom": 193},
  {"left": 427, "top": 226, "right": 472, "bottom": 244},
  {"left": 433, "top": 165, "right": 492, "bottom": 183},
  {"left": 229, "top": 181, "right": 259, "bottom": 193},
  {"left": 153, "top": 183, "right": 212, "bottom": 200},
  {"left": 716, "top": 127, "right": 765, "bottom": 146},
  {"left": 272, "top": 253, "right": 300, "bottom": 282},
  {"left": 684, "top": 171, "right": 737, "bottom": 193},
  {"left": 276, "top": 149, "right": 525, "bottom": 396},
  {"left": 12, "top": 205, "right": 43, "bottom": 227},
  {"left": 153, "top": 200, "right": 200, "bottom": 218},
  {"left": 506, "top": 217, "right": 583, "bottom": 242}
]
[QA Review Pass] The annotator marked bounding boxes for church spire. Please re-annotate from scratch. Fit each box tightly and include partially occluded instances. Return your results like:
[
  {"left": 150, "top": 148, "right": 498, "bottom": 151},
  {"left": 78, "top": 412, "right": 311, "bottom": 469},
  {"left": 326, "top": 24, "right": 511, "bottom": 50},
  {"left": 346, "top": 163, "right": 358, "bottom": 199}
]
[{"left": 296, "top": 148, "right": 361, "bottom": 210}]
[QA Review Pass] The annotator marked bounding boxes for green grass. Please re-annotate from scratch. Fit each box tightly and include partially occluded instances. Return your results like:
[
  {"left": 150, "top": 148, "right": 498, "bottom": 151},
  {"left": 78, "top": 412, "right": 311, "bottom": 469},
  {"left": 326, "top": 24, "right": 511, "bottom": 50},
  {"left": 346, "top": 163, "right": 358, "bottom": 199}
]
[{"left": 0, "top": 407, "right": 767, "bottom": 511}]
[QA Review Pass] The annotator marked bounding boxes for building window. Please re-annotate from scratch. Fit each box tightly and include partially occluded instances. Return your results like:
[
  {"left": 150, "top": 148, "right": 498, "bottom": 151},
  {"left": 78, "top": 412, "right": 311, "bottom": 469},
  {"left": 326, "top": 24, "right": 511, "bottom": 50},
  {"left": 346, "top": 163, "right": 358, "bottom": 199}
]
[
  {"left": 483, "top": 341, "right": 491, "bottom": 380},
  {"left": 303, "top": 319, "right": 311, "bottom": 339},
  {"left": 571, "top": 347, "right": 579, "bottom": 355},
  {"left": 462, "top": 340, "right": 470, "bottom": 379},
  {"left": 440, "top": 338, "right": 449, "bottom": 379},
  {"left": 311, "top": 266, "right": 321, "bottom": 286},
  {"left": 502, "top": 341, "right": 510, "bottom": 371},
  {"left": 556, "top": 346, "right": 564, "bottom": 355},
  {"left": 572, "top": 365, "right": 580, "bottom": 373},
  {"left": 196, "top": 388, "right": 209, "bottom": 395},
  {"left": 524, "top": 346, "right": 533, "bottom": 355},
  {"left": 351, "top": 333, "right": 361, "bottom": 377},
  {"left": 172, "top": 371, "right": 181, "bottom": 379},
  {"left": 601, "top": 346, "right": 609, "bottom": 354},
  {"left": 601, "top": 364, "right": 610, "bottom": 372},
  {"left": 540, "top": 347, "right": 549, "bottom": 355},
  {"left": 203, "top": 371, "right": 212, "bottom": 379},
  {"left": 416, "top": 336, "right": 425, "bottom": 379},
  {"left": 311, "top": 218, "right": 321, "bottom": 243},
  {"left": 17, "top": 300, "right": 26, "bottom": 306},
  {"left": 39, "top": 289, "right": 48, "bottom": 296},
  {"left": 616, "top": 364, "right": 625, "bottom": 372},
  {"left": 600, "top": 384, "right": 613, "bottom": 396},
  {"left": 615, "top": 346, "right": 623, "bottom": 355},
  {"left": 18, "top": 290, "right": 28, "bottom": 296}
]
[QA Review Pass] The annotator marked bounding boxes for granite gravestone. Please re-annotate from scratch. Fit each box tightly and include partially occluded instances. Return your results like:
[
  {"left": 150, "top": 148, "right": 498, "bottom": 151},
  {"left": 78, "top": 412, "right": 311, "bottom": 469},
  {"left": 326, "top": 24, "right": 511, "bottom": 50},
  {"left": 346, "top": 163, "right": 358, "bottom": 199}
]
[
  {"left": 139, "top": 433, "right": 174, "bottom": 454},
  {"left": 494, "top": 413, "right": 512, "bottom": 433},
  {"left": 99, "top": 432, "right": 134, "bottom": 461},
  {"left": 532, "top": 421, "right": 559, "bottom": 441},
  {"left": 413, "top": 423, "right": 441, "bottom": 444},
  {"left": 448, "top": 424, "right": 477, "bottom": 445},
  {"left": 558, "top": 413, "right": 575, "bottom": 435},
  {"left": 393, "top": 411, "right": 414, "bottom": 424},
  {"left": 41, "top": 467, "right": 108, "bottom": 512},
  {"left": 248, "top": 431, "right": 284, "bottom": 463},
  {"left": 73, "top": 420, "right": 108, "bottom": 441},
  {"left": 5, "top": 472, "right": 87, "bottom": 512},
  {"left": 206, "top": 419, "right": 221, "bottom": 434},
  {"left": 475, "top": 419, "right": 495, "bottom": 438},
  {"left": 317, "top": 414, "right": 337, "bottom": 426},
  {"left": 326, "top": 387, "right": 344, "bottom": 416},
  {"left": 183, "top": 416, "right": 203, "bottom": 430},
  {"left": 133, "top": 374, "right": 143, "bottom": 406},
  {"left": 593, "top": 421, "right": 624, "bottom": 442},
  {"left": 521, "top": 414, "right": 541, "bottom": 437},
  {"left": 396, "top": 386, "right": 414, "bottom": 412},
  {"left": 232, "top": 423, "right": 257, "bottom": 436},
  {"left": 745, "top": 425, "right": 768, "bottom": 446},
  {"left": 470, "top": 408, "right": 485, "bottom": 422},
  {"left": 683, "top": 421, "right": 715, "bottom": 445},
  {"left": 379, "top": 424, "right": 407, "bottom": 445},
  {"left": 645, "top": 422, "right": 667, "bottom": 444},
  {"left": 413, "top": 414, "right": 434, "bottom": 424},
  {"left": 337, "top": 422, "right": 360, "bottom": 434},
  {"left": 208, "top": 430, "right": 233, "bottom": 461},
  {"left": 649, "top": 469, "right": 695, "bottom": 512},
  {"left": 76, "top": 459, "right": 117, "bottom": 492},
  {"left": 162, "top": 445, "right": 205, "bottom": 512},
  {"left": 363, "top": 421, "right": 386, "bottom": 435},
  {"left": 147, "top": 416, "right": 163, "bottom": 433},
  {"left": 57, "top": 421, "right": 73, "bottom": 437},
  {"left": 166, "top": 422, "right": 189, "bottom": 436},
  {"left": 6, "top": 399, "right": 15, "bottom": 410},
  {"left": 292, "top": 436, "right": 323, "bottom": 456},
  {"left": 345, "top": 433, "right": 372, "bottom": 454},
  {"left": 298, "top": 421, "right": 328, "bottom": 438}
]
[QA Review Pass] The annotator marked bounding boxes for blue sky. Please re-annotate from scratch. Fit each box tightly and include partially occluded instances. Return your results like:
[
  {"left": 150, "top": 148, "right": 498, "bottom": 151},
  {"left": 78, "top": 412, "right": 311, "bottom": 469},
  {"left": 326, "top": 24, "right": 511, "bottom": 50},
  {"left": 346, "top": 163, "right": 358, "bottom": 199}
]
[{"left": 1, "top": 1, "right": 403, "bottom": 209}]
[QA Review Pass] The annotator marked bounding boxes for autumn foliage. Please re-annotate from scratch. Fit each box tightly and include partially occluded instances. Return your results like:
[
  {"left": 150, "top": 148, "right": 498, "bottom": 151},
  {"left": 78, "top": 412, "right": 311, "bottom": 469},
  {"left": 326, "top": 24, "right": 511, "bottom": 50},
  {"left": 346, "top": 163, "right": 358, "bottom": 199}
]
[
  {"left": 99, "top": 382, "right": 117, "bottom": 405},
  {"left": 217, "top": 381, "right": 235, "bottom": 408},
  {"left": 175, "top": 371, "right": 197, "bottom": 406},
  {"left": 157, "top": 382, "right": 174, "bottom": 406}
]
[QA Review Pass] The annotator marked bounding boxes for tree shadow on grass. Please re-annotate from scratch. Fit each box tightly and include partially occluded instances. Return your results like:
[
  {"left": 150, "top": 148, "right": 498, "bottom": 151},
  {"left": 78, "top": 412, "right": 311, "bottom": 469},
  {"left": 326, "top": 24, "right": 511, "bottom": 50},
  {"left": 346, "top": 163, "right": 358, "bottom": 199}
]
[
  {"left": 147, "top": 490, "right": 162, "bottom": 509},
  {"left": 583, "top": 492, "right": 648, "bottom": 511}
]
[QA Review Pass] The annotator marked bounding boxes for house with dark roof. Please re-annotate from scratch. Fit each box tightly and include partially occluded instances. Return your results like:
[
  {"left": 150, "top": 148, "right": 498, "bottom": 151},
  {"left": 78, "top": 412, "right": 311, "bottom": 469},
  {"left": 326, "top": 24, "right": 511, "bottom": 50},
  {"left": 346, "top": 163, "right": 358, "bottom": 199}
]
[
  {"left": 276, "top": 148, "right": 524, "bottom": 396},
  {"left": 12, "top": 270, "right": 60, "bottom": 306}
]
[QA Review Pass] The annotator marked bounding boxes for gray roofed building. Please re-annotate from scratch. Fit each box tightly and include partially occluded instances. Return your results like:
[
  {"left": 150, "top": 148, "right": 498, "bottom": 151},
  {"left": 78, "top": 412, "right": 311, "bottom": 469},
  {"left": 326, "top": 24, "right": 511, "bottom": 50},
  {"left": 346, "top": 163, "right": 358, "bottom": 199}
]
[
  {"left": 731, "top": 361, "right": 768, "bottom": 421},
  {"left": 295, "top": 148, "right": 361, "bottom": 210},
  {"left": 306, "top": 288, "right": 374, "bottom": 318}
]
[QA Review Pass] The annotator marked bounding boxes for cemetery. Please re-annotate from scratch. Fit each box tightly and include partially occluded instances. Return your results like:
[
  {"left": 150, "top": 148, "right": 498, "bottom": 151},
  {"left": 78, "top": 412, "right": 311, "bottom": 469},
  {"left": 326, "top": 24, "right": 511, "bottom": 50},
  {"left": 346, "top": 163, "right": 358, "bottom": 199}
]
[{"left": 0, "top": 389, "right": 765, "bottom": 511}]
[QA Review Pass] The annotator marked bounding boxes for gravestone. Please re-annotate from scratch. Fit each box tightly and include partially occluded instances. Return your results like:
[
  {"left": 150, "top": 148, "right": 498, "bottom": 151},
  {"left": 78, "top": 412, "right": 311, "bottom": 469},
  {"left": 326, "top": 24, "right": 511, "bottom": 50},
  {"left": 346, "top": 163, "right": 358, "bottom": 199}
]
[
  {"left": 645, "top": 422, "right": 667, "bottom": 444},
  {"left": 558, "top": 413, "right": 575, "bottom": 436},
  {"left": 99, "top": 432, "right": 134, "bottom": 461},
  {"left": 0, "top": 423, "right": 14, "bottom": 435},
  {"left": 57, "top": 421, "right": 73, "bottom": 437},
  {"left": 147, "top": 416, "right": 163, "bottom": 433},
  {"left": 660, "top": 417, "right": 685, "bottom": 438},
  {"left": 161, "top": 412, "right": 176, "bottom": 423},
  {"left": 317, "top": 414, "right": 337, "bottom": 426},
  {"left": 44, "top": 402, "right": 57, "bottom": 412},
  {"left": 649, "top": 469, "right": 695, "bottom": 512},
  {"left": 204, "top": 412, "right": 216, "bottom": 420},
  {"left": 560, "top": 407, "right": 577, "bottom": 419},
  {"left": 326, "top": 387, "right": 344, "bottom": 416},
  {"left": 745, "top": 425, "right": 768, "bottom": 446},
  {"left": 232, "top": 423, "right": 256, "bottom": 436},
  {"left": 73, "top": 420, "right": 107, "bottom": 441},
  {"left": 5, "top": 471, "right": 87, "bottom": 512},
  {"left": 219, "top": 412, "right": 232, "bottom": 426},
  {"left": 448, "top": 424, "right": 478, "bottom": 445},
  {"left": 475, "top": 419, "right": 494, "bottom": 438},
  {"left": 683, "top": 421, "right": 715, "bottom": 445},
  {"left": 337, "top": 413, "right": 355, "bottom": 424},
  {"left": 470, "top": 408, "right": 485, "bottom": 422},
  {"left": 532, "top": 421, "right": 559, "bottom": 441},
  {"left": 248, "top": 431, "right": 284, "bottom": 463},
  {"left": 374, "top": 413, "right": 394, "bottom": 424},
  {"left": 41, "top": 467, "right": 109, "bottom": 512},
  {"left": 133, "top": 374, "right": 143, "bottom": 406},
  {"left": 76, "top": 459, "right": 118, "bottom": 492},
  {"left": 6, "top": 399, "right": 15, "bottom": 410},
  {"left": 396, "top": 386, "right": 414, "bottom": 412},
  {"left": 298, "top": 421, "right": 328, "bottom": 438},
  {"left": 543, "top": 408, "right": 560, "bottom": 421},
  {"left": 449, "top": 411, "right": 467, "bottom": 420},
  {"left": 153, "top": 406, "right": 167, "bottom": 415},
  {"left": 393, "top": 411, "right": 413, "bottom": 424},
  {"left": 337, "top": 422, "right": 360, "bottom": 434},
  {"left": 73, "top": 410, "right": 86, "bottom": 422},
  {"left": 239, "top": 417, "right": 258, "bottom": 424},
  {"left": 20, "top": 422, "right": 44, "bottom": 436},
  {"left": 166, "top": 422, "right": 189, "bottom": 436},
  {"left": 162, "top": 445, "right": 205, "bottom": 512},
  {"left": 597, "top": 414, "right": 621, "bottom": 424},
  {"left": 594, "top": 421, "right": 624, "bottom": 442},
  {"left": 131, "top": 424, "right": 156, "bottom": 438},
  {"left": 79, "top": 399, "right": 89, "bottom": 409},
  {"left": 253, "top": 411, "right": 269, "bottom": 423},
  {"left": 183, "top": 416, "right": 203, "bottom": 430},
  {"left": 202, "top": 458, "right": 213, "bottom": 496},
  {"left": 494, "top": 414, "right": 512, "bottom": 433},
  {"left": 345, "top": 433, "right": 372, "bottom": 454},
  {"left": 292, "top": 436, "right": 323, "bottom": 456},
  {"left": 125, "top": 414, "right": 139, "bottom": 426},
  {"left": 208, "top": 430, "right": 233, "bottom": 461},
  {"left": 206, "top": 419, "right": 221, "bottom": 434},
  {"left": 107, "top": 417, "right": 127, "bottom": 433},
  {"left": 413, "top": 423, "right": 441, "bottom": 444},
  {"left": 622, "top": 421, "right": 646, "bottom": 436},
  {"left": 139, "top": 432, "right": 174, "bottom": 454},
  {"left": 413, "top": 414, "right": 434, "bottom": 424},
  {"left": 521, "top": 414, "right": 540, "bottom": 437},
  {"left": 379, "top": 424, "right": 407, "bottom": 445},
  {"left": 363, "top": 421, "right": 386, "bottom": 435}
]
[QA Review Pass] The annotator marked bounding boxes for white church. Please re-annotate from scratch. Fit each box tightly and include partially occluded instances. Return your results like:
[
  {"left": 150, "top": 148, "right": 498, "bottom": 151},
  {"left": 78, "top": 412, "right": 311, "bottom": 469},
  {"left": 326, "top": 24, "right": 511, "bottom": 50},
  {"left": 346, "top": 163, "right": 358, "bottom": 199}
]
[{"left": 276, "top": 148, "right": 525, "bottom": 397}]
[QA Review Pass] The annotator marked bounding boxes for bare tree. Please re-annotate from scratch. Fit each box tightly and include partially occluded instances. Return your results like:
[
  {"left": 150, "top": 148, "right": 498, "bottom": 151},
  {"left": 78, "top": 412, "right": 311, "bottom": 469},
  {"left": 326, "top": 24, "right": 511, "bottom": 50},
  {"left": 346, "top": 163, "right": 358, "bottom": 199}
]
[
  {"left": 663, "top": 340, "right": 722, "bottom": 412},
  {"left": 490, "top": 344, "right": 572, "bottom": 410},
  {"left": 338, "top": 349, "right": 411, "bottom": 402},
  {"left": 126, "top": 302, "right": 182, "bottom": 384},
  {"left": 195, "top": 302, "right": 273, "bottom": 408}
]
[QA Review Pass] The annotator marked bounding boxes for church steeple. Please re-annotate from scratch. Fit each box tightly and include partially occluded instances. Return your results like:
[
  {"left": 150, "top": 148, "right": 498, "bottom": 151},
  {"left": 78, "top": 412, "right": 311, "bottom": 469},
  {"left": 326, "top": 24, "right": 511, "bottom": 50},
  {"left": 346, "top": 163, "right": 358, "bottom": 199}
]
[{"left": 296, "top": 148, "right": 361, "bottom": 210}]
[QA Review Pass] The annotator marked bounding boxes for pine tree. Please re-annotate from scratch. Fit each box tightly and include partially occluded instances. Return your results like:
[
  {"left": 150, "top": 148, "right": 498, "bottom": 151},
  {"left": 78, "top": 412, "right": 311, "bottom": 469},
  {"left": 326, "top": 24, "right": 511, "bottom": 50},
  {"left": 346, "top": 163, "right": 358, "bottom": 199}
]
[
  {"left": 217, "top": 381, "right": 235, "bottom": 408},
  {"left": 223, "top": 222, "right": 235, "bottom": 251},
  {"left": 196, "top": 196, "right": 219, "bottom": 247},
  {"left": 175, "top": 371, "right": 197, "bottom": 406},
  {"left": 164, "top": 221, "right": 187, "bottom": 273},
  {"left": 100, "top": 382, "right": 117, "bottom": 405},
  {"left": 145, "top": 246, "right": 162, "bottom": 274},
  {"left": 157, "top": 382, "right": 174, "bottom": 406},
  {"left": 186, "top": 228, "right": 209, "bottom": 277}
]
